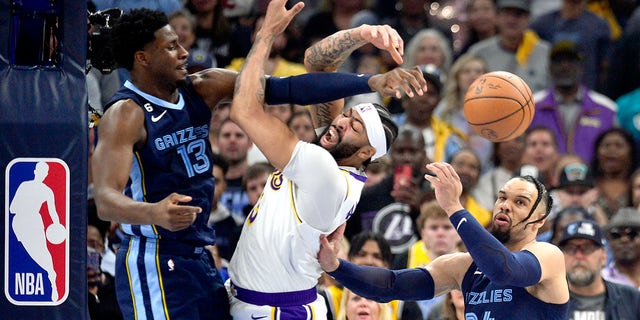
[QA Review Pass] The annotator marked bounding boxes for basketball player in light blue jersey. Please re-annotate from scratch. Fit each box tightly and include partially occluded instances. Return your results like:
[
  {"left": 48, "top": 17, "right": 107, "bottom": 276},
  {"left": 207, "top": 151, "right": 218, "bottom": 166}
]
[
  {"left": 226, "top": 1, "right": 427, "bottom": 319},
  {"left": 92, "top": 6, "right": 427, "bottom": 320},
  {"left": 318, "top": 162, "right": 570, "bottom": 319}
]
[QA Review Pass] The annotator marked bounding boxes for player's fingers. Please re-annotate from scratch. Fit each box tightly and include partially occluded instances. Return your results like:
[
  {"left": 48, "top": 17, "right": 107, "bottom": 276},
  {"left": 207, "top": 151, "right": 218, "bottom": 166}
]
[
  {"left": 288, "top": 1, "right": 305, "bottom": 17},
  {"left": 168, "top": 192, "right": 192, "bottom": 204}
]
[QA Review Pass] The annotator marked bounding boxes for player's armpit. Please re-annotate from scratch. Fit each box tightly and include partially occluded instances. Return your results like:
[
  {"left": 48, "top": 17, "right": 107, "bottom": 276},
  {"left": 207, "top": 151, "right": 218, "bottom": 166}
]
[{"left": 425, "top": 252, "right": 472, "bottom": 297}]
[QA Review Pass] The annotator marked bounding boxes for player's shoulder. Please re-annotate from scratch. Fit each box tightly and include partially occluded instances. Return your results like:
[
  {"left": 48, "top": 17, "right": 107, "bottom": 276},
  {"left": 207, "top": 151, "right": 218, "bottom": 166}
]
[{"left": 523, "top": 241, "right": 564, "bottom": 262}]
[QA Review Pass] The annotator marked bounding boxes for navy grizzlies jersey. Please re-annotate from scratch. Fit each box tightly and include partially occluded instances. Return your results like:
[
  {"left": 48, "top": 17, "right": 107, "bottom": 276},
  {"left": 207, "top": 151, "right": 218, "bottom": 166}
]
[
  {"left": 105, "top": 79, "right": 215, "bottom": 246},
  {"left": 461, "top": 262, "right": 568, "bottom": 320}
]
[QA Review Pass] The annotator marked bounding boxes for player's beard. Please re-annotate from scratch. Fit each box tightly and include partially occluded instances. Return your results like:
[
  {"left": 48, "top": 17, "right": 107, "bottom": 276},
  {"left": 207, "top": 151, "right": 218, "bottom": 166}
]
[
  {"left": 567, "top": 264, "right": 596, "bottom": 287},
  {"left": 490, "top": 225, "right": 511, "bottom": 244},
  {"left": 314, "top": 126, "right": 360, "bottom": 161}
]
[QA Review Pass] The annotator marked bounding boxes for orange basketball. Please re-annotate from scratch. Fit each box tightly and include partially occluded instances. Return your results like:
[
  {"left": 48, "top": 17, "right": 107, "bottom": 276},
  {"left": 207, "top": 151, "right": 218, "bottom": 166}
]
[{"left": 463, "top": 71, "right": 534, "bottom": 142}]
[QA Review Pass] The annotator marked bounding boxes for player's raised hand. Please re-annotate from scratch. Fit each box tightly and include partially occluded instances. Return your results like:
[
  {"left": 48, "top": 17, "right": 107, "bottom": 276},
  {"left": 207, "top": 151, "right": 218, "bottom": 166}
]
[
  {"left": 259, "top": 0, "right": 304, "bottom": 37},
  {"left": 369, "top": 65, "right": 427, "bottom": 99},
  {"left": 318, "top": 223, "right": 346, "bottom": 272},
  {"left": 357, "top": 24, "right": 404, "bottom": 65},
  {"left": 424, "top": 162, "right": 464, "bottom": 216},
  {"left": 153, "top": 193, "right": 202, "bottom": 231}
]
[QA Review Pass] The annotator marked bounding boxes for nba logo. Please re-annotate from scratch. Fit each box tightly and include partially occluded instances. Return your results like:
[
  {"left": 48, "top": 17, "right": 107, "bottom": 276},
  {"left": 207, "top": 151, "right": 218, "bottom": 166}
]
[{"left": 5, "top": 158, "right": 69, "bottom": 305}]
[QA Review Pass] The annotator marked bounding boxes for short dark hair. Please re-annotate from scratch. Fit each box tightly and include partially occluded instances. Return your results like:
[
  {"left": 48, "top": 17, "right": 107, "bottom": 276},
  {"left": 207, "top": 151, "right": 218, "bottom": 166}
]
[
  {"left": 212, "top": 153, "right": 229, "bottom": 176},
  {"left": 110, "top": 8, "right": 169, "bottom": 70},
  {"left": 348, "top": 231, "right": 393, "bottom": 267},
  {"left": 242, "top": 162, "right": 275, "bottom": 191}
]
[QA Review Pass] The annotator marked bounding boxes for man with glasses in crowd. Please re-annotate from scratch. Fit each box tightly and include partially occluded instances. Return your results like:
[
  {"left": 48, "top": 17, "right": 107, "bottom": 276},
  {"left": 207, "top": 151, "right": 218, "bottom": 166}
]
[
  {"left": 559, "top": 219, "right": 640, "bottom": 320},
  {"left": 602, "top": 207, "right": 640, "bottom": 289}
]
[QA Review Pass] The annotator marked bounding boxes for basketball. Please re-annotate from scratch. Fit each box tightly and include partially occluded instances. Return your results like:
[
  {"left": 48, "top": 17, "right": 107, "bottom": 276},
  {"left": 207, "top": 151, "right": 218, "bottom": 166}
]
[
  {"left": 46, "top": 223, "right": 66, "bottom": 245},
  {"left": 463, "top": 71, "right": 534, "bottom": 142}
]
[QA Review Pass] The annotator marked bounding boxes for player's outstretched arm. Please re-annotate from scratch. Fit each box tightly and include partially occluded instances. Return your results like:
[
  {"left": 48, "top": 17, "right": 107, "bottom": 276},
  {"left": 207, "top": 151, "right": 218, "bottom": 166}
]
[
  {"left": 92, "top": 101, "right": 202, "bottom": 231},
  {"left": 318, "top": 224, "right": 467, "bottom": 302},
  {"left": 229, "top": 0, "right": 305, "bottom": 170}
]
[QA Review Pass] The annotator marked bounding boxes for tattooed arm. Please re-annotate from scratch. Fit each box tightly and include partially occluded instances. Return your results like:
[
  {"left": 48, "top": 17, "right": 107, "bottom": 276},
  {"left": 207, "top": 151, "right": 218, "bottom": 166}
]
[
  {"left": 303, "top": 24, "right": 405, "bottom": 129},
  {"left": 229, "top": 0, "right": 304, "bottom": 170}
]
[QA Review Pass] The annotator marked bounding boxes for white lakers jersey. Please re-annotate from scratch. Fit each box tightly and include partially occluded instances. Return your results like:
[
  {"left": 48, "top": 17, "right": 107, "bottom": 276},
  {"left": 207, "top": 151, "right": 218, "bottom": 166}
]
[{"left": 229, "top": 142, "right": 366, "bottom": 292}]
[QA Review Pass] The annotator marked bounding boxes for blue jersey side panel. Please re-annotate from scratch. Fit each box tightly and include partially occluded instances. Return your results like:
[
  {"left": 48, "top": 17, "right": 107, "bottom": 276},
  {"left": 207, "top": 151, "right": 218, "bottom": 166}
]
[
  {"left": 461, "top": 262, "right": 569, "bottom": 320},
  {"left": 106, "top": 78, "right": 215, "bottom": 246}
]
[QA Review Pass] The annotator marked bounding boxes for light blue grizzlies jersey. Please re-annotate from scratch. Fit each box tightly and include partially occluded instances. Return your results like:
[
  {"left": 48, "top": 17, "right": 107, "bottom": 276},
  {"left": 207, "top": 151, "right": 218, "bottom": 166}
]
[
  {"left": 105, "top": 79, "right": 215, "bottom": 247},
  {"left": 461, "top": 262, "right": 569, "bottom": 320}
]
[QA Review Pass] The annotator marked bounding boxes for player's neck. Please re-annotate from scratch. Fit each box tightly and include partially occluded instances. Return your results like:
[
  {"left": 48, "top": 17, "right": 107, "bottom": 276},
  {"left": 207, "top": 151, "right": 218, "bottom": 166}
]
[{"left": 129, "top": 74, "right": 179, "bottom": 103}]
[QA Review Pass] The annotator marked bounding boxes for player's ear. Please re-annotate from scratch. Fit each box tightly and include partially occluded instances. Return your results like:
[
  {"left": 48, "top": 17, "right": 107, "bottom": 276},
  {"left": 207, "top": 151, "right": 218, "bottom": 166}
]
[
  {"left": 358, "top": 146, "right": 376, "bottom": 162},
  {"left": 134, "top": 50, "right": 150, "bottom": 67}
]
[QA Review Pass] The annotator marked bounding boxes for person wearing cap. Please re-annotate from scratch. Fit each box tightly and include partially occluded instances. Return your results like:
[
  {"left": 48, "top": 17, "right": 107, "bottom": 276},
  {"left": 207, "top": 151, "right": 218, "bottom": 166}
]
[
  {"left": 225, "top": 2, "right": 428, "bottom": 318},
  {"left": 602, "top": 207, "right": 640, "bottom": 289},
  {"left": 552, "top": 163, "right": 608, "bottom": 224},
  {"left": 559, "top": 219, "right": 640, "bottom": 320},
  {"left": 530, "top": 39, "right": 617, "bottom": 164},
  {"left": 467, "top": 0, "right": 551, "bottom": 92},
  {"left": 530, "top": 0, "right": 611, "bottom": 90},
  {"left": 397, "top": 65, "right": 465, "bottom": 163}
]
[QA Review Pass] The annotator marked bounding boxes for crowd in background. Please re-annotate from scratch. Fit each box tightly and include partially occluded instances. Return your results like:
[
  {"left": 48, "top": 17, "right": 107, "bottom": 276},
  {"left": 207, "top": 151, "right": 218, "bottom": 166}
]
[{"left": 85, "top": 0, "right": 640, "bottom": 319}]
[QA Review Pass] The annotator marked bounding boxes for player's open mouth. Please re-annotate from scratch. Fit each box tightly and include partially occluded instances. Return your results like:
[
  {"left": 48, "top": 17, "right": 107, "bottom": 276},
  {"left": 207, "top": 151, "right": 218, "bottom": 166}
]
[
  {"left": 494, "top": 213, "right": 510, "bottom": 226},
  {"left": 322, "top": 126, "right": 339, "bottom": 148}
]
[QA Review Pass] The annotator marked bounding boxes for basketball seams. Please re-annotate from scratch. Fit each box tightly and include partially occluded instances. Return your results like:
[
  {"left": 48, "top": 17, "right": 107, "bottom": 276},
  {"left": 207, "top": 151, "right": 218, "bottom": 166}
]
[{"left": 463, "top": 71, "right": 534, "bottom": 142}]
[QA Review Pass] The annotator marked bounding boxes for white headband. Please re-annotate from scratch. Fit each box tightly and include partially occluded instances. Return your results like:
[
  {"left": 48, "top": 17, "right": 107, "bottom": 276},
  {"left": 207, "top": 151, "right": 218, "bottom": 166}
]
[{"left": 354, "top": 103, "right": 387, "bottom": 160}]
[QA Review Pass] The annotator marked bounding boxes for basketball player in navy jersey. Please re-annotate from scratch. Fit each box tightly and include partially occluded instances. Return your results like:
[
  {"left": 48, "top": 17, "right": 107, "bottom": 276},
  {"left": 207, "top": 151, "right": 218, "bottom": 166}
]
[
  {"left": 91, "top": 7, "right": 426, "bottom": 320},
  {"left": 318, "top": 162, "right": 570, "bottom": 319}
]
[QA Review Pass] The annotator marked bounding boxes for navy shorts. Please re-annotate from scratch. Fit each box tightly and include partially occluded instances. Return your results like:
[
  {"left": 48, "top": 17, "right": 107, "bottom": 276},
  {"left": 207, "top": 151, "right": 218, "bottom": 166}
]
[{"left": 115, "top": 236, "right": 230, "bottom": 320}]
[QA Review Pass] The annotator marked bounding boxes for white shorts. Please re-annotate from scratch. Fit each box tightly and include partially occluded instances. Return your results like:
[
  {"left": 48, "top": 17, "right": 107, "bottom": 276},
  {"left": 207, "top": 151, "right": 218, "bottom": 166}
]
[{"left": 225, "top": 280, "right": 327, "bottom": 320}]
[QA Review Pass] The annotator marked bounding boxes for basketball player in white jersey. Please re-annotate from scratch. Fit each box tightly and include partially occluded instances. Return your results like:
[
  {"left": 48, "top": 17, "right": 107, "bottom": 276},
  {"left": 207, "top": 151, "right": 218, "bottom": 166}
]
[{"left": 226, "top": 0, "right": 427, "bottom": 318}]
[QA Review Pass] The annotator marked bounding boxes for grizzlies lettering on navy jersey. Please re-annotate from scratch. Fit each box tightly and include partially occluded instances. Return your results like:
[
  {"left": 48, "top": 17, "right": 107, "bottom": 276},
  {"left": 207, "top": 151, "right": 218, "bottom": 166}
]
[
  {"left": 105, "top": 78, "right": 215, "bottom": 246},
  {"left": 461, "top": 262, "right": 569, "bottom": 320}
]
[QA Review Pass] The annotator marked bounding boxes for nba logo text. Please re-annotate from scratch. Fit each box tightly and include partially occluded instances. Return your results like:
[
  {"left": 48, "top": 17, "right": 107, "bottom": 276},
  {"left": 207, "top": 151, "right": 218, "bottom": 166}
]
[{"left": 5, "top": 158, "right": 69, "bottom": 305}]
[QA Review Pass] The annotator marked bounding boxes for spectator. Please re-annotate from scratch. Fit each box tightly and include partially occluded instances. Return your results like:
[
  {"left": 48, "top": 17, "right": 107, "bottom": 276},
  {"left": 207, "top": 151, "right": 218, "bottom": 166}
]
[
  {"left": 559, "top": 219, "right": 640, "bottom": 319},
  {"left": 186, "top": 0, "right": 232, "bottom": 67},
  {"left": 551, "top": 163, "right": 608, "bottom": 226},
  {"left": 336, "top": 288, "right": 393, "bottom": 320},
  {"left": 458, "top": 0, "right": 498, "bottom": 57},
  {"left": 530, "top": 40, "right": 617, "bottom": 164},
  {"left": 426, "top": 289, "right": 465, "bottom": 320},
  {"left": 467, "top": 0, "right": 551, "bottom": 92},
  {"left": 530, "top": 0, "right": 611, "bottom": 90},
  {"left": 241, "top": 162, "right": 275, "bottom": 217},
  {"left": 397, "top": 66, "right": 465, "bottom": 163},
  {"left": 615, "top": 71, "right": 640, "bottom": 144},
  {"left": 449, "top": 149, "right": 492, "bottom": 227},
  {"left": 393, "top": 200, "right": 462, "bottom": 317},
  {"left": 548, "top": 205, "right": 595, "bottom": 245},
  {"left": 207, "top": 154, "right": 242, "bottom": 263},
  {"left": 92, "top": 0, "right": 181, "bottom": 16},
  {"left": 208, "top": 99, "right": 231, "bottom": 153},
  {"left": 591, "top": 128, "right": 637, "bottom": 218},
  {"left": 473, "top": 135, "right": 525, "bottom": 210},
  {"left": 87, "top": 223, "right": 122, "bottom": 320},
  {"left": 287, "top": 109, "right": 316, "bottom": 143},
  {"left": 602, "top": 207, "right": 640, "bottom": 288},
  {"left": 522, "top": 126, "right": 560, "bottom": 189},
  {"left": 168, "top": 10, "right": 216, "bottom": 74},
  {"left": 343, "top": 232, "right": 423, "bottom": 320},
  {"left": 218, "top": 119, "right": 252, "bottom": 221},
  {"left": 402, "top": 29, "right": 453, "bottom": 77},
  {"left": 435, "top": 54, "right": 491, "bottom": 166}
]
